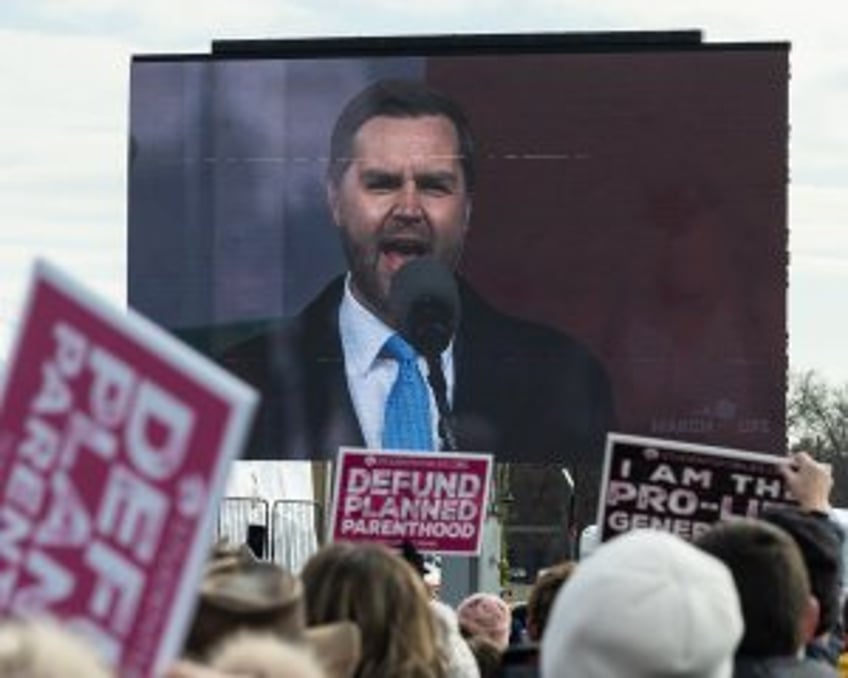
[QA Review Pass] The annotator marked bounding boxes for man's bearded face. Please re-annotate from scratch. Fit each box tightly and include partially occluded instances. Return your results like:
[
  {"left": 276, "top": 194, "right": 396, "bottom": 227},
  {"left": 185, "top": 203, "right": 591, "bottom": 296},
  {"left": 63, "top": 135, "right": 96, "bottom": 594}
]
[{"left": 328, "top": 114, "right": 471, "bottom": 325}]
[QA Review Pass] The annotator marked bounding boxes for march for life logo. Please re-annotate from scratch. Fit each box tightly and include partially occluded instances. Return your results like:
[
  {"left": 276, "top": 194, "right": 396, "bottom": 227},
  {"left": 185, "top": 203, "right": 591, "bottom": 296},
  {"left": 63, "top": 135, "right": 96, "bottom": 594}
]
[
  {"left": 596, "top": 433, "right": 795, "bottom": 543},
  {"left": 331, "top": 447, "right": 493, "bottom": 555},
  {"left": 0, "top": 261, "right": 257, "bottom": 678}
]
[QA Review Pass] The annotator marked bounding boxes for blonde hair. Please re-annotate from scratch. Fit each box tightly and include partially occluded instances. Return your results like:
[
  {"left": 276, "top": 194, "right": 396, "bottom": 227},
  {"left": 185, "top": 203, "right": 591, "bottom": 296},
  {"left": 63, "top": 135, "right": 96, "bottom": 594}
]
[
  {"left": 0, "top": 619, "right": 112, "bottom": 678},
  {"left": 210, "top": 631, "right": 326, "bottom": 678},
  {"left": 301, "top": 542, "right": 446, "bottom": 678}
]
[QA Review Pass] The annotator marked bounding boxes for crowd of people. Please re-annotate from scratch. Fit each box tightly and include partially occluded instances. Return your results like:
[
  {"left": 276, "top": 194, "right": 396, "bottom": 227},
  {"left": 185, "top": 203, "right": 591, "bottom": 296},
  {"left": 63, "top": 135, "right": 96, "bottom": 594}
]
[{"left": 1, "top": 451, "right": 846, "bottom": 677}]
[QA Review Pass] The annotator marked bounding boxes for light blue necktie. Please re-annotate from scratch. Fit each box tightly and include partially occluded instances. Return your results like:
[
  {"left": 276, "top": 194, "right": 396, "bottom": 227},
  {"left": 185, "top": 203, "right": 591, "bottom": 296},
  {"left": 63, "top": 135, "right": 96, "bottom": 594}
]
[{"left": 381, "top": 334, "right": 433, "bottom": 450}]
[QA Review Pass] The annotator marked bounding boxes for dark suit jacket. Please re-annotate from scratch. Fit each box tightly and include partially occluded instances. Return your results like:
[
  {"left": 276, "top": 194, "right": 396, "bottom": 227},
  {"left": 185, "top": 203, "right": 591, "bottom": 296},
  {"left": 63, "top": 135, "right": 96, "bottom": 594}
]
[{"left": 218, "top": 275, "right": 614, "bottom": 466}]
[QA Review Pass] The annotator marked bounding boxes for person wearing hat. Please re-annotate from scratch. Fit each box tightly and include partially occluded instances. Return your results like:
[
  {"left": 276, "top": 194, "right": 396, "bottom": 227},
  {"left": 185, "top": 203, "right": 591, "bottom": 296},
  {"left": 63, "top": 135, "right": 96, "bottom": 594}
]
[
  {"left": 177, "top": 542, "right": 360, "bottom": 678},
  {"left": 540, "top": 529, "right": 743, "bottom": 678},
  {"left": 456, "top": 592, "right": 512, "bottom": 653}
]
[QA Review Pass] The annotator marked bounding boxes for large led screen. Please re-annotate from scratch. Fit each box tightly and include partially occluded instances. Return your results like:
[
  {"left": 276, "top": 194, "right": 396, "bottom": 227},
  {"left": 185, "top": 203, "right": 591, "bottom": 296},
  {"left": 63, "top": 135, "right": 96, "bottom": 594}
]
[{"left": 128, "top": 33, "right": 788, "bottom": 542}]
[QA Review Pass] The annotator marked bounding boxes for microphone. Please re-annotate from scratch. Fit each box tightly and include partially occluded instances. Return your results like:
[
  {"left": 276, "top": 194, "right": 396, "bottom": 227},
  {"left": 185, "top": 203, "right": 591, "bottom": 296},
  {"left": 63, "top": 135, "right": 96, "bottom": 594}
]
[
  {"left": 389, "top": 257, "right": 461, "bottom": 450},
  {"left": 389, "top": 256, "right": 460, "bottom": 356}
]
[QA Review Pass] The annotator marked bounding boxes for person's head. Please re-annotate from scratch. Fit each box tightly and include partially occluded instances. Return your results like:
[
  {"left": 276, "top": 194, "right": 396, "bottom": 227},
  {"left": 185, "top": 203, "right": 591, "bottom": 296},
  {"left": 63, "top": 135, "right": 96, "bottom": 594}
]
[
  {"left": 456, "top": 592, "right": 512, "bottom": 652},
  {"left": 0, "top": 619, "right": 113, "bottom": 678},
  {"left": 525, "top": 561, "right": 576, "bottom": 642},
  {"left": 464, "top": 635, "right": 502, "bottom": 678},
  {"left": 696, "top": 518, "right": 818, "bottom": 658},
  {"left": 429, "top": 600, "right": 480, "bottom": 678},
  {"left": 301, "top": 541, "right": 445, "bottom": 678},
  {"left": 209, "top": 631, "right": 327, "bottom": 678},
  {"left": 397, "top": 539, "right": 429, "bottom": 580},
  {"left": 540, "top": 529, "right": 742, "bottom": 678},
  {"left": 183, "top": 542, "right": 360, "bottom": 678},
  {"left": 326, "top": 79, "right": 475, "bottom": 325},
  {"left": 760, "top": 507, "right": 842, "bottom": 638}
]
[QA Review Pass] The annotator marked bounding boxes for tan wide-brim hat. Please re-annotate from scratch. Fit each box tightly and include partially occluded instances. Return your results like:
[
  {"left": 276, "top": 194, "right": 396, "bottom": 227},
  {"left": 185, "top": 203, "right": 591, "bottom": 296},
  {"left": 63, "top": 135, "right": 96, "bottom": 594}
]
[{"left": 184, "top": 542, "right": 360, "bottom": 678}]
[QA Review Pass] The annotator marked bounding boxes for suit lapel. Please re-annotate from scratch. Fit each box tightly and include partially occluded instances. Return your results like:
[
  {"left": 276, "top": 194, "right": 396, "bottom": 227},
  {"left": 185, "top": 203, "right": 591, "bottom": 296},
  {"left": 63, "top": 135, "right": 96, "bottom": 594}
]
[
  {"left": 300, "top": 277, "right": 365, "bottom": 456},
  {"left": 450, "top": 283, "right": 492, "bottom": 453}
]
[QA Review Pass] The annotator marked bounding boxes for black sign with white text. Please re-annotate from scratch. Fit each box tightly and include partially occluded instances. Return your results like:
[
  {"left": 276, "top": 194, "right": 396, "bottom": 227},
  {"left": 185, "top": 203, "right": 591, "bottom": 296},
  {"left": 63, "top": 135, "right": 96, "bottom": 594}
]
[{"left": 597, "top": 434, "right": 795, "bottom": 542}]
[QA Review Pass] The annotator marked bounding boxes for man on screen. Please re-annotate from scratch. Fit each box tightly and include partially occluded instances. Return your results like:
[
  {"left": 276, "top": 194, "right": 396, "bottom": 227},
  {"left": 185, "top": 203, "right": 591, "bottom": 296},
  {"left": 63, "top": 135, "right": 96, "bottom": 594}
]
[{"left": 221, "top": 79, "right": 614, "bottom": 463}]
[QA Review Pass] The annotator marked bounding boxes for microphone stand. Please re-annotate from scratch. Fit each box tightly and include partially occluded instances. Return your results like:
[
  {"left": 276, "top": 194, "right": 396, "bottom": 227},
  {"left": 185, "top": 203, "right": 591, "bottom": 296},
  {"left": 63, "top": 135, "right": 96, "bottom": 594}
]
[
  {"left": 424, "top": 353, "right": 457, "bottom": 452},
  {"left": 426, "top": 350, "right": 473, "bottom": 608}
]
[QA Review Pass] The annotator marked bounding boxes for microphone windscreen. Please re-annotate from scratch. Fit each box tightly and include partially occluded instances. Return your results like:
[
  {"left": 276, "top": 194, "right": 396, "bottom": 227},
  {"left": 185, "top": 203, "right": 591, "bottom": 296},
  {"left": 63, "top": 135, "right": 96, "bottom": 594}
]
[{"left": 389, "top": 257, "right": 460, "bottom": 356}]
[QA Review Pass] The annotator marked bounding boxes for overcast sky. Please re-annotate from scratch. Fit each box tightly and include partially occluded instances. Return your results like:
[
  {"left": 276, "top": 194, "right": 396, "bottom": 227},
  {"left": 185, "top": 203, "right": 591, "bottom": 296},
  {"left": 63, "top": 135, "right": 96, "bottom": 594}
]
[{"left": 1, "top": 1, "right": 846, "bottom": 381}]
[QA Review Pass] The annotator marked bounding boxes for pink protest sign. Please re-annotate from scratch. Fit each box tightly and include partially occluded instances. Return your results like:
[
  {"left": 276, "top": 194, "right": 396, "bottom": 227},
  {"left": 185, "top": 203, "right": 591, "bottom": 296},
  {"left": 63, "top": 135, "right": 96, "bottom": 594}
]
[
  {"left": 330, "top": 447, "right": 493, "bottom": 555},
  {"left": 0, "top": 261, "right": 257, "bottom": 677}
]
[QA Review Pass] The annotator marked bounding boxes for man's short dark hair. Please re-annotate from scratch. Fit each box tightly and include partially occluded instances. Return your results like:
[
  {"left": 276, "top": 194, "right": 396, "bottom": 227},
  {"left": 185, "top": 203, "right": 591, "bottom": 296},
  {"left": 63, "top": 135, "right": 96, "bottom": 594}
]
[
  {"left": 327, "top": 79, "right": 476, "bottom": 192},
  {"left": 760, "top": 507, "right": 843, "bottom": 636},
  {"left": 696, "top": 519, "right": 810, "bottom": 658}
]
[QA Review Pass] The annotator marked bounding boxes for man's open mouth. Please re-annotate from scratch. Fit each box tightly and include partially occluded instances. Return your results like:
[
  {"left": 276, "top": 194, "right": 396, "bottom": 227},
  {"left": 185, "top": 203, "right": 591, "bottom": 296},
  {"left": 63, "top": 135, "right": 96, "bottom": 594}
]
[
  {"left": 379, "top": 237, "right": 432, "bottom": 274},
  {"left": 380, "top": 238, "right": 431, "bottom": 257}
]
